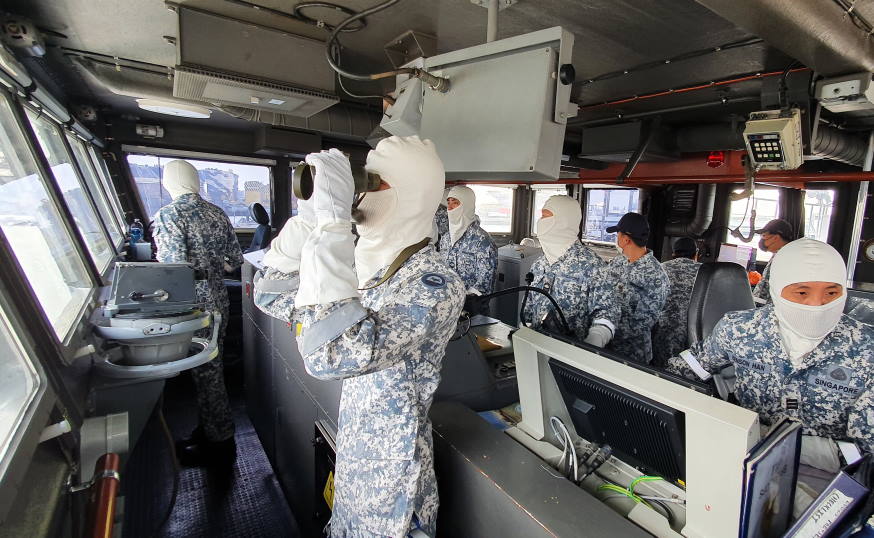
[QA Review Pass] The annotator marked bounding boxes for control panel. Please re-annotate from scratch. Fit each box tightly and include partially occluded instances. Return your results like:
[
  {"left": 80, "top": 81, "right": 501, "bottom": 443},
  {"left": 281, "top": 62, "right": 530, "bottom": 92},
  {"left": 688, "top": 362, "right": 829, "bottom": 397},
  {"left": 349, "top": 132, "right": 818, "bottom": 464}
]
[{"left": 743, "top": 108, "right": 803, "bottom": 170}]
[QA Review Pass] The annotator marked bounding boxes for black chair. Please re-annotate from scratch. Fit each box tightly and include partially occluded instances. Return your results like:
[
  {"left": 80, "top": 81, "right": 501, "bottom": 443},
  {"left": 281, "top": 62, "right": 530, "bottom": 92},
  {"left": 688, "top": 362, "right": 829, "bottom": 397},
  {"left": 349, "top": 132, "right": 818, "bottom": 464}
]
[
  {"left": 687, "top": 262, "right": 756, "bottom": 347},
  {"left": 247, "top": 203, "right": 272, "bottom": 252},
  {"left": 686, "top": 262, "right": 755, "bottom": 400}
]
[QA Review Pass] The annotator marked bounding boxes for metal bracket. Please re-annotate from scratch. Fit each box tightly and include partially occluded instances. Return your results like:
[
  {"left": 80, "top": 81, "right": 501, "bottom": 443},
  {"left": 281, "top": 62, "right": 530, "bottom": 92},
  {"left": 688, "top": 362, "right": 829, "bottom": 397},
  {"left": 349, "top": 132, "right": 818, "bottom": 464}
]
[{"left": 470, "top": 0, "right": 518, "bottom": 9}]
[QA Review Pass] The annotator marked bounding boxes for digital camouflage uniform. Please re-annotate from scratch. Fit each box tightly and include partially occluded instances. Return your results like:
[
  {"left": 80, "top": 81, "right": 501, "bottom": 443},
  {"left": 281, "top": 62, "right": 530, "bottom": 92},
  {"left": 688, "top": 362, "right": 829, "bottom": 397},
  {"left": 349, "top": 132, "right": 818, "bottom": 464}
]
[
  {"left": 296, "top": 246, "right": 465, "bottom": 537},
  {"left": 599, "top": 251, "right": 669, "bottom": 364},
  {"left": 154, "top": 193, "right": 243, "bottom": 442},
  {"left": 433, "top": 206, "right": 449, "bottom": 246},
  {"left": 652, "top": 257, "right": 701, "bottom": 366},
  {"left": 523, "top": 241, "right": 615, "bottom": 343},
  {"left": 253, "top": 266, "right": 299, "bottom": 323},
  {"left": 667, "top": 305, "right": 874, "bottom": 454},
  {"left": 437, "top": 221, "right": 497, "bottom": 294},
  {"left": 753, "top": 258, "right": 773, "bottom": 305}
]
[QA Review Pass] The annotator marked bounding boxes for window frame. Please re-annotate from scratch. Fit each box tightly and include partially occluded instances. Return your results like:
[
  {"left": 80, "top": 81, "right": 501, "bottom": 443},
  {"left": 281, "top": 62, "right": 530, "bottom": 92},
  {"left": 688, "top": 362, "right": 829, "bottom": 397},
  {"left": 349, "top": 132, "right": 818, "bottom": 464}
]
[
  {"left": 67, "top": 133, "right": 125, "bottom": 251},
  {"left": 802, "top": 185, "right": 838, "bottom": 244},
  {"left": 723, "top": 186, "right": 782, "bottom": 264},
  {"left": 88, "top": 146, "right": 129, "bottom": 235},
  {"left": 25, "top": 108, "right": 118, "bottom": 277},
  {"left": 0, "top": 277, "right": 56, "bottom": 524},
  {"left": 1, "top": 93, "right": 100, "bottom": 345},
  {"left": 123, "top": 148, "right": 277, "bottom": 232},
  {"left": 581, "top": 186, "right": 642, "bottom": 245},
  {"left": 464, "top": 183, "right": 516, "bottom": 237}
]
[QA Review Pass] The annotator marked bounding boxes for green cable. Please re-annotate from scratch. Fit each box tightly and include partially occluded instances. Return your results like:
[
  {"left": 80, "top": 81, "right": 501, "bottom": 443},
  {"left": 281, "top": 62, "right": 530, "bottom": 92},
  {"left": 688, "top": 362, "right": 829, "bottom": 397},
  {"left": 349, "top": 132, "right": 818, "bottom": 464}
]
[
  {"left": 597, "top": 483, "right": 651, "bottom": 507},
  {"left": 629, "top": 475, "right": 664, "bottom": 496}
]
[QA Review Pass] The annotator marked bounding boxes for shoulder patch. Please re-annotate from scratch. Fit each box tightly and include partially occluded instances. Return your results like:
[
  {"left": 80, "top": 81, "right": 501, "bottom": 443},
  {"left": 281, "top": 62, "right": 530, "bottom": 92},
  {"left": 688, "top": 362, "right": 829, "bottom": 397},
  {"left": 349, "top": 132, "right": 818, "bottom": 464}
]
[{"left": 421, "top": 273, "right": 447, "bottom": 289}]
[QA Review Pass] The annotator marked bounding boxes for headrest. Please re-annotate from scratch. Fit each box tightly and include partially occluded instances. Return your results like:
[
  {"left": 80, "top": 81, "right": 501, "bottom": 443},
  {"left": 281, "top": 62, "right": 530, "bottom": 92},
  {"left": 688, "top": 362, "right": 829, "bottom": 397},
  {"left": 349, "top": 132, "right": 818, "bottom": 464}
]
[
  {"left": 250, "top": 203, "right": 269, "bottom": 226},
  {"left": 687, "top": 262, "right": 755, "bottom": 346}
]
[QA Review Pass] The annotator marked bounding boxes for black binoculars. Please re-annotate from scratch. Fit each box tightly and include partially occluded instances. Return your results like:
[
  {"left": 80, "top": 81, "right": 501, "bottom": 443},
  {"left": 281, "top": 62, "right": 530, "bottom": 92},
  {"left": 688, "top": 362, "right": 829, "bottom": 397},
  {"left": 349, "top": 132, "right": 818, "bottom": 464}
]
[{"left": 292, "top": 162, "right": 383, "bottom": 200}]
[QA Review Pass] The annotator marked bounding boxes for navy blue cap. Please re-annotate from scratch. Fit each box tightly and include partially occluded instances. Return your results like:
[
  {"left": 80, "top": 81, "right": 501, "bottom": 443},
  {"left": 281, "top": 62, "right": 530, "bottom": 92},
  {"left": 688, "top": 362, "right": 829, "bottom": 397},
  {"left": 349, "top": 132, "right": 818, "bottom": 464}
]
[
  {"left": 606, "top": 212, "right": 650, "bottom": 242},
  {"left": 754, "top": 218, "right": 794, "bottom": 241},
  {"left": 672, "top": 236, "right": 698, "bottom": 256}
]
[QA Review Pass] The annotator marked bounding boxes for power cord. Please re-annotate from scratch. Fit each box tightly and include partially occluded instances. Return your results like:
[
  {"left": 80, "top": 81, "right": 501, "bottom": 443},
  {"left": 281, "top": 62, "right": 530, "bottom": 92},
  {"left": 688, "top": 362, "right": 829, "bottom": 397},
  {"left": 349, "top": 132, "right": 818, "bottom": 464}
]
[
  {"left": 151, "top": 393, "right": 180, "bottom": 538},
  {"left": 463, "top": 286, "right": 572, "bottom": 336}
]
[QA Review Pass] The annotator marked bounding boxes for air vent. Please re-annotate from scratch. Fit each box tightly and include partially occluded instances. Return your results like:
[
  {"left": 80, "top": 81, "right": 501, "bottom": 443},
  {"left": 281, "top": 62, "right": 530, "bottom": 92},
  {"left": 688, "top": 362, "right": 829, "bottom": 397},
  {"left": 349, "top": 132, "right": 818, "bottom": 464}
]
[{"left": 173, "top": 67, "right": 338, "bottom": 118}]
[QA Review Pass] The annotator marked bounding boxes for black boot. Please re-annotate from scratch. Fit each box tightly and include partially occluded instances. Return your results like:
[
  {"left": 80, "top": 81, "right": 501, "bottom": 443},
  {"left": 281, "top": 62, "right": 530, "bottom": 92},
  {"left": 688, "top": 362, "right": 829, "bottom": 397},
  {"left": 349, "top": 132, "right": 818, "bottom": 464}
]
[
  {"left": 178, "top": 437, "right": 237, "bottom": 468},
  {"left": 175, "top": 426, "right": 206, "bottom": 454}
]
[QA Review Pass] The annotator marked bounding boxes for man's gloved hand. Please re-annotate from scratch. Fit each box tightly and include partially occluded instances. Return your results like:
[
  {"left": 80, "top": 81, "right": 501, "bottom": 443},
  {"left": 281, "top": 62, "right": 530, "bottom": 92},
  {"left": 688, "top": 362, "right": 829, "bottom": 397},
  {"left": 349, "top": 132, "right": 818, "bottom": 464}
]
[
  {"left": 800, "top": 434, "right": 842, "bottom": 473},
  {"left": 584, "top": 324, "right": 612, "bottom": 348},
  {"left": 262, "top": 196, "right": 316, "bottom": 274},
  {"left": 304, "top": 149, "right": 355, "bottom": 224}
]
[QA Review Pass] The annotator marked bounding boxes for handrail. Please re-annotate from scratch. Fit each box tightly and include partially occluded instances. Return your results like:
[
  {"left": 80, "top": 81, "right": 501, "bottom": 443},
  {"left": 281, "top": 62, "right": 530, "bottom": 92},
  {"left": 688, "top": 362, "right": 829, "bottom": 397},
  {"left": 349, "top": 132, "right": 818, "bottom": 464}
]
[{"left": 85, "top": 453, "right": 120, "bottom": 538}]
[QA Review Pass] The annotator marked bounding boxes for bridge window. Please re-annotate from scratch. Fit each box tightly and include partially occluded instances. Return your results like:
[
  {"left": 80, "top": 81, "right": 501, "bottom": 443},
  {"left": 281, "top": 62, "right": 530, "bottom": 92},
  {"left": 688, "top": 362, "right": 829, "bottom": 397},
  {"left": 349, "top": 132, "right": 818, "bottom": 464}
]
[
  {"left": 0, "top": 94, "right": 92, "bottom": 339},
  {"left": 88, "top": 146, "right": 128, "bottom": 232},
  {"left": 468, "top": 185, "right": 514, "bottom": 234},
  {"left": 127, "top": 154, "right": 272, "bottom": 229},
  {"left": 803, "top": 188, "right": 836, "bottom": 243},
  {"left": 67, "top": 135, "right": 124, "bottom": 247},
  {"left": 27, "top": 110, "right": 114, "bottom": 273},
  {"left": 531, "top": 185, "right": 568, "bottom": 232},
  {"left": 724, "top": 187, "right": 781, "bottom": 263},
  {"left": 0, "top": 304, "right": 43, "bottom": 479},
  {"left": 583, "top": 188, "right": 640, "bottom": 242}
]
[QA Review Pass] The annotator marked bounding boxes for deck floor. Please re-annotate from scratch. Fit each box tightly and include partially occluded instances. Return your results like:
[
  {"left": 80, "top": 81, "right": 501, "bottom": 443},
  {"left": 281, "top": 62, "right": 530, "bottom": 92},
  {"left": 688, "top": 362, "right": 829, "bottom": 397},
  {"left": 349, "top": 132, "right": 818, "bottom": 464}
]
[{"left": 122, "top": 363, "right": 300, "bottom": 538}]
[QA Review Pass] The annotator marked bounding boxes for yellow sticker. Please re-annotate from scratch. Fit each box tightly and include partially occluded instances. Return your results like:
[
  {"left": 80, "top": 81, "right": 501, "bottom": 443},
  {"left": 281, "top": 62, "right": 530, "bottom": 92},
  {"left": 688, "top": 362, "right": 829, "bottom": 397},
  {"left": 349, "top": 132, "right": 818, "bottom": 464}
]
[
  {"left": 295, "top": 323, "right": 303, "bottom": 337},
  {"left": 323, "top": 471, "right": 335, "bottom": 510}
]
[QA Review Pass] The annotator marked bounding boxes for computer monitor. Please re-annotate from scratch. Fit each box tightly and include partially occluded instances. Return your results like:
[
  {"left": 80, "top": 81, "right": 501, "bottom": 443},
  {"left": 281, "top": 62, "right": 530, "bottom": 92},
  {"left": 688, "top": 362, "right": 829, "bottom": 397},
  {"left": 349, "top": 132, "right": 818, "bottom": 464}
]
[
  {"left": 716, "top": 243, "right": 755, "bottom": 269},
  {"left": 512, "top": 327, "right": 760, "bottom": 538},
  {"left": 549, "top": 359, "right": 686, "bottom": 482}
]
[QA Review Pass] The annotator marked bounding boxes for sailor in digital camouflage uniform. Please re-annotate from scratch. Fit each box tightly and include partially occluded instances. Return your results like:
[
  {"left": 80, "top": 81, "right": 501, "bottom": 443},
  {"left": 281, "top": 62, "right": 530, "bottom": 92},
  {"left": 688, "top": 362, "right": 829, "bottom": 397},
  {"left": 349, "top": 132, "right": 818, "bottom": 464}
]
[
  {"left": 153, "top": 160, "right": 242, "bottom": 465},
  {"left": 668, "top": 238, "right": 874, "bottom": 458},
  {"left": 437, "top": 185, "right": 498, "bottom": 294},
  {"left": 292, "top": 138, "right": 464, "bottom": 537},
  {"left": 523, "top": 195, "right": 616, "bottom": 345},
  {"left": 752, "top": 218, "right": 793, "bottom": 305},
  {"left": 598, "top": 212, "right": 669, "bottom": 364},
  {"left": 432, "top": 191, "right": 449, "bottom": 247},
  {"left": 652, "top": 237, "right": 701, "bottom": 366}
]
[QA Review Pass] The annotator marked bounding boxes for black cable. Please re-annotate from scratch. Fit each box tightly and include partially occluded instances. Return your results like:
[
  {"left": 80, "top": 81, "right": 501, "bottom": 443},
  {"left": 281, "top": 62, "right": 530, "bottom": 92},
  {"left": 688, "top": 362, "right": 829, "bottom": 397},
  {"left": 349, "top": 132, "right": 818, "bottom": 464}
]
[
  {"left": 331, "top": 43, "right": 386, "bottom": 101},
  {"left": 467, "top": 286, "right": 572, "bottom": 337},
  {"left": 151, "top": 393, "right": 180, "bottom": 538},
  {"left": 323, "top": 0, "right": 449, "bottom": 92},
  {"left": 518, "top": 272, "right": 534, "bottom": 327},
  {"left": 325, "top": 0, "right": 403, "bottom": 82},
  {"left": 778, "top": 60, "right": 801, "bottom": 109}
]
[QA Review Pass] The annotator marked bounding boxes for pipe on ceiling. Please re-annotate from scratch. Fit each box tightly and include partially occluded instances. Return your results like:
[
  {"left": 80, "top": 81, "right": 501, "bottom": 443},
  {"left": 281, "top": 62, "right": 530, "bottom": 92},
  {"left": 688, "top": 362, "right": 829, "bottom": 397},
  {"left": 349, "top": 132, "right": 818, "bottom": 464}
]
[
  {"left": 664, "top": 184, "right": 716, "bottom": 237},
  {"left": 693, "top": 0, "right": 874, "bottom": 76},
  {"left": 811, "top": 124, "right": 869, "bottom": 167}
]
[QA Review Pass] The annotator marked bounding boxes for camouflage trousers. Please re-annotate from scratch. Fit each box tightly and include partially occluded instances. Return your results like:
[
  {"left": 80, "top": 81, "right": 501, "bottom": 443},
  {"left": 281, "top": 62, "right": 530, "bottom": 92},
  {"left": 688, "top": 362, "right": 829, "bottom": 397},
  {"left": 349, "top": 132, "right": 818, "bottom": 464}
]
[{"left": 191, "top": 305, "right": 235, "bottom": 442}]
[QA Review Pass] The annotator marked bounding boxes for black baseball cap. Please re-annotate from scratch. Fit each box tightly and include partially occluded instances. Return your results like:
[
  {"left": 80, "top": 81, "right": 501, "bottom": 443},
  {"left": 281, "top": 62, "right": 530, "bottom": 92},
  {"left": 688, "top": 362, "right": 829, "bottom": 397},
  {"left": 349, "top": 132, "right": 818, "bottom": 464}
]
[
  {"left": 606, "top": 212, "right": 650, "bottom": 242},
  {"left": 754, "top": 219, "right": 794, "bottom": 241},
  {"left": 672, "top": 236, "right": 698, "bottom": 256}
]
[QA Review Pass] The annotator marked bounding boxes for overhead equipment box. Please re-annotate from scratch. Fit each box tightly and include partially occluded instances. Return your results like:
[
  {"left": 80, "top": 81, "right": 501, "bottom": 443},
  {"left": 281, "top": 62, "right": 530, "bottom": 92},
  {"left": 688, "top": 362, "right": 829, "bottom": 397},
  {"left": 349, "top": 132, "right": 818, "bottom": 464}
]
[
  {"left": 174, "top": 7, "right": 339, "bottom": 118},
  {"left": 381, "top": 27, "right": 577, "bottom": 181}
]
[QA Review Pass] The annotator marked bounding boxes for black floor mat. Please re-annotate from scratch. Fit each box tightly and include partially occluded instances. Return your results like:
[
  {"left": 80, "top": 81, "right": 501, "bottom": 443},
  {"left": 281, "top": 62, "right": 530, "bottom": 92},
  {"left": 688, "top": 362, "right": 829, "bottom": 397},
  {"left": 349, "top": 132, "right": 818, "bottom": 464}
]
[{"left": 122, "top": 364, "right": 299, "bottom": 538}]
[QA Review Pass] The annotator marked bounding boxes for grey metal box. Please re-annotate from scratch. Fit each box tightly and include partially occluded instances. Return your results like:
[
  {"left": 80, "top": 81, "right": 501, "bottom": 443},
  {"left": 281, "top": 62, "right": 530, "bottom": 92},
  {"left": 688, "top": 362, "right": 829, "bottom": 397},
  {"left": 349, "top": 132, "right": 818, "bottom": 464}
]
[
  {"left": 384, "top": 27, "right": 575, "bottom": 181},
  {"left": 494, "top": 244, "right": 542, "bottom": 326}
]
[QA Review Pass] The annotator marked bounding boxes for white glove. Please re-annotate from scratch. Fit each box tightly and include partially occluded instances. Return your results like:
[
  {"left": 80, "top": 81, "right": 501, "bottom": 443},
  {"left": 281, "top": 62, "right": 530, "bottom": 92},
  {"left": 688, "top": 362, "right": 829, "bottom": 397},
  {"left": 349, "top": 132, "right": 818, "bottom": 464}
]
[
  {"left": 295, "top": 220, "right": 359, "bottom": 307},
  {"left": 520, "top": 237, "right": 539, "bottom": 248},
  {"left": 799, "top": 435, "right": 842, "bottom": 473},
  {"left": 584, "top": 323, "right": 612, "bottom": 348},
  {"left": 262, "top": 196, "right": 316, "bottom": 274},
  {"left": 304, "top": 149, "right": 355, "bottom": 224}
]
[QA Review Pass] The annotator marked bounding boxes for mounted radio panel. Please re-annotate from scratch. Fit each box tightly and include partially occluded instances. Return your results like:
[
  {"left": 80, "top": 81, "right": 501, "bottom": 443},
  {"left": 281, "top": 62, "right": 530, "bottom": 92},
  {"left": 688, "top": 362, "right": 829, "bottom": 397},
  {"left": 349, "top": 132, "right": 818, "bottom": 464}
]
[{"left": 743, "top": 108, "right": 803, "bottom": 170}]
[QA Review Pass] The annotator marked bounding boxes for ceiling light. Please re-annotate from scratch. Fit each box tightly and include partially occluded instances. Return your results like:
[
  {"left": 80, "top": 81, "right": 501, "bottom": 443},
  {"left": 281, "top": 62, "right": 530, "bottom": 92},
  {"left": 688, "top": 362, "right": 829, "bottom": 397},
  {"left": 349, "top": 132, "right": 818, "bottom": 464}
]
[{"left": 136, "top": 98, "right": 211, "bottom": 119}]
